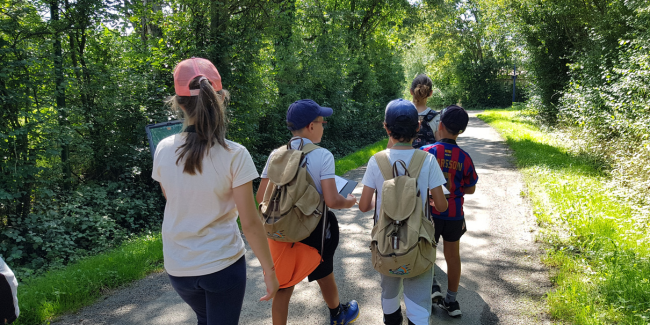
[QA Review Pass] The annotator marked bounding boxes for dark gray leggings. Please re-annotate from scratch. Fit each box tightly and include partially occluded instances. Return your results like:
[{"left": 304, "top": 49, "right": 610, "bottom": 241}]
[{"left": 168, "top": 256, "right": 246, "bottom": 325}]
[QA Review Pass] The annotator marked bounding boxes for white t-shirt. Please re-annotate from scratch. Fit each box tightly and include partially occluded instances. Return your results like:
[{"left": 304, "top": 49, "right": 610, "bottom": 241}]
[
  {"left": 361, "top": 149, "right": 446, "bottom": 217},
  {"left": 261, "top": 138, "right": 335, "bottom": 195},
  {"left": 152, "top": 134, "right": 259, "bottom": 277}
]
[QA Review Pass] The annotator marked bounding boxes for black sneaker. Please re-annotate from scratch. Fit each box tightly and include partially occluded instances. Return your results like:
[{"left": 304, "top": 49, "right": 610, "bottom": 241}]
[
  {"left": 431, "top": 284, "right": 444, "bottom": 305},
  {"left": 437, "top": 299, "right": 462, "bottom": 317}
]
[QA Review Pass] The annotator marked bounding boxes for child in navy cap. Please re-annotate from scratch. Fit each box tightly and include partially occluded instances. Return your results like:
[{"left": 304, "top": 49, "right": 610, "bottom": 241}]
[
  {"left": 358, "top": 99, "right": 449, "bottom": 325},
  {"left": 257, "top": 99, "right": 360, "bottom": 325},
  {"left": 421, "top": 105, "right": 478, "bottom": 317}
]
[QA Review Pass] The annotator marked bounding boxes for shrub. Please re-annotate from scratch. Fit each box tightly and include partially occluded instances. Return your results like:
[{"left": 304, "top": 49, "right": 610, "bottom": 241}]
[{"left": 1, "top": 181, "right": 164, "bottom": 277}]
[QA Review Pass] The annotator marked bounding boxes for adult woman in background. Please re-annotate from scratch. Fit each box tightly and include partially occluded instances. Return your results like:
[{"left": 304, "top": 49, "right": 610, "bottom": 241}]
[{"left": 409, "top": 74, "right": 441, "bottom": 149}]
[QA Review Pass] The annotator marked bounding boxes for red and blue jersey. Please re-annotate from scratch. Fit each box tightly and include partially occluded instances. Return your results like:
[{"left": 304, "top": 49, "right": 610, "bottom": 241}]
[{"left": 421, "top": 139, "right": 478, "bottom": 220}]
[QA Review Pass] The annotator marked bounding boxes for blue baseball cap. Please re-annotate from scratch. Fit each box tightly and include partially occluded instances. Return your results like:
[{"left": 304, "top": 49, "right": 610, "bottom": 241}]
[
  {"left": 385, "top": 99, "right": 418, "bottom": 126},
  {"left": 286, "top": 99, "right": 333, "bottom": 131}
]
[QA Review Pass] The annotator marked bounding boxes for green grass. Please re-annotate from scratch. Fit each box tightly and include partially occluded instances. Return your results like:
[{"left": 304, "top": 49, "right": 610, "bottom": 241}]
[
  {"left": 14, "top": 138, "right": 389, "bottom": 325},
  {"left": 478, "top": 109, "right": 650, "bottom": 325},
  {"left": 335, "top": 138, "right": 388, "bottom": 175},
  {"left": 14, "top": 233, "right": 163, "bottom": 325}
]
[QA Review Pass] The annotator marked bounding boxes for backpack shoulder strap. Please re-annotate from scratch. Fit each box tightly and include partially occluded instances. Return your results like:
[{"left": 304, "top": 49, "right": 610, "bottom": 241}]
[
  {"left": 423, "top": 109, "right": 438, "bottom": 122},
  {"left": 301, "top": 143, "right": 321, "bottom": 154},
  {"left": 407, "top": 150, "right": 428, "bottom": 179},
  {"left": 374, "top": 151, "right": 393, "bottom": 180}
]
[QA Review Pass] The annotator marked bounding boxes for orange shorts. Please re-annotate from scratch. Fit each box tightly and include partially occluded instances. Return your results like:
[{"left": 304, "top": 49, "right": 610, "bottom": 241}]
[{"left": 267, "top": 239, "right": 321, "bottom": 289}]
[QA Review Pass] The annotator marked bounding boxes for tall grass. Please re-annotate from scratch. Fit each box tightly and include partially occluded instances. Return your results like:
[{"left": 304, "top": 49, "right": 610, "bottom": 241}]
[
  {"left": 14, "top": 233, "right": 163, "bottom": 325},
  {"left": 478, "top": 109, "right": 650, "bottom": 324}
]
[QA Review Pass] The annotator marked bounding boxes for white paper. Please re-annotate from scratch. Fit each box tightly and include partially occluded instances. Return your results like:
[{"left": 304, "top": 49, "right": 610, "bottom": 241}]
[{"left": 334, "top": 175, "right": 348, "bottom": 193}]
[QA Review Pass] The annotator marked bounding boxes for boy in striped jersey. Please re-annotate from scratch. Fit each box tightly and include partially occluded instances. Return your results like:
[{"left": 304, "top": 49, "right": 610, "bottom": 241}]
[{"left": 420, "top": 105, "right": 478, "bottom": 317}]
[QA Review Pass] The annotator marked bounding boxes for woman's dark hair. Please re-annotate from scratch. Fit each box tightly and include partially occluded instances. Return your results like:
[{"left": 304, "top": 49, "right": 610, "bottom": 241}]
[
  {"left": 385, "top": 116, "right": 419, "bottom": 143},
  {"left": 410, "top": 74, "right": 433, "bottom": 104},
  {"left": 167, "top": 77, "right": 231, "bottom": 175}
]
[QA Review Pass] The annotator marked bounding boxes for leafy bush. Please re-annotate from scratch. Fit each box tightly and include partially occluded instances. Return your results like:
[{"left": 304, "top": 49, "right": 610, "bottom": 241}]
[
  {"left": 514, "top": 0, "right": 650, "bottom": 214},
  {"left": 556, "top": 1, "right": 650, "bottom": 206},
  {"left": 1, "top": 181, "right": 164, "bottom": 277}
]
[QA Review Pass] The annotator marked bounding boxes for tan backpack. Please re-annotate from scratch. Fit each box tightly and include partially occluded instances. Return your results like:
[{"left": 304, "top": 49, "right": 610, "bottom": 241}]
[
  {"left": 258, "top": 138, "right": 325, "bottom": 243},
  {"left": 370, "top": 150, "right": 437, "bottom": 278}
]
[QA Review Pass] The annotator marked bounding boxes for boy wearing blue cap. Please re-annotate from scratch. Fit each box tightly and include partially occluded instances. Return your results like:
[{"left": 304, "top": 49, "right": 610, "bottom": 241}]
[
  {"left": 257, "top": 99, "right": 360, "bottom": 325},
  {"left": 421, "top": 105, "right": 478, "bottom": 317},
  {"left": 358, "top": 99, "right": 449, "bottom": 325}
]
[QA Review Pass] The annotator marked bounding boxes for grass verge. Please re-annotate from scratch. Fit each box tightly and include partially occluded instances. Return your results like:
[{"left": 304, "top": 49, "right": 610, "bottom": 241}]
[
  {"left": 14, "top": 233, "right": 163, "bottom": 325},
  {"left": 335, "top": 138, "right": 388, "bottom": 175},
  {"left": 14, "top": 138, "right": 388, "bottom": 325},
  {"left": 478, "top": 109, "right": 649, "bottom": 324}
]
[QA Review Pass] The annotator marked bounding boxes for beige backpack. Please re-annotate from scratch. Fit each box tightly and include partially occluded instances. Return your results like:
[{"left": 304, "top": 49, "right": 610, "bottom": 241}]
[
  {"left": 370, "top": 150, "right": 437, "bottom": 278},
  {"left": 258, "top": 138, "right": 325, "bottom": 243}
]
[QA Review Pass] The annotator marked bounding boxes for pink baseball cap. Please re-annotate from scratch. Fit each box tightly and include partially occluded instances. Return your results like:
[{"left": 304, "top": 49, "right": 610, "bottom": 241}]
[{"left": 173, "top": 57, "right": 222, "bottom": 96}]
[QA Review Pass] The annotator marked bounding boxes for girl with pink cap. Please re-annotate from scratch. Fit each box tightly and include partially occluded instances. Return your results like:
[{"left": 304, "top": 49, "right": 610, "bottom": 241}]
[{"left": 152, "top": 57, "right": 278, "bottom": 324}]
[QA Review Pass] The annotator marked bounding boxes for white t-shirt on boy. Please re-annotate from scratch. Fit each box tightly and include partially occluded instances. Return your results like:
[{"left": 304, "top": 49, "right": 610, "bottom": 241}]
[
  {"left": 362, "top": 149, "right": 447, "bottom": 218},
  {"left": 152, "top": 134, "right": 259, "bottom": 277},
  {"left": 261, "top": 137, "right": 336, "bottom": 195}
]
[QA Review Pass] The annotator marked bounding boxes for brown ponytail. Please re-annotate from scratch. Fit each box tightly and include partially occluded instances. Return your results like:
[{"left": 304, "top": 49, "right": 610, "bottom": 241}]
[
  {"left": 410, "top": 74, "right": 433, "bottom": 103},
  {"left": 167, "top": 76, "right": 231, "bottom": 175}
]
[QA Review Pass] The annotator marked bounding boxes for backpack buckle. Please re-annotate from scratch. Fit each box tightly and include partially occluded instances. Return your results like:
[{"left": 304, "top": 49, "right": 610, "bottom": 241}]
[
  {"left": 391, "top": 233, "right": 399, "bottom": 249},
  {"left": 391, "top": 220, "right": 402, "bottom": 249}
]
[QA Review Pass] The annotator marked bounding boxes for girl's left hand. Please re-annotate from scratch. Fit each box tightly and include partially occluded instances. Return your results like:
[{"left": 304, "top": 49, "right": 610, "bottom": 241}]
[{"left": 260, "top": 271, "right": 279, "bottom": 301}]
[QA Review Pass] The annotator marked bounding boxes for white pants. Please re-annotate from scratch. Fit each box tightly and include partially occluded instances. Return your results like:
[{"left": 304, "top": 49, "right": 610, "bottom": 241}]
[{"left": 381, "top": 268, "right": 433, "bottom": 325}]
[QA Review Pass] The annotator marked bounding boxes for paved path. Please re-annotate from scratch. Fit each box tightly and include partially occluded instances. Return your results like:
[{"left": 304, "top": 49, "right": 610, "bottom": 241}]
[{"left": 53, "top": 113, "right": 553, "bottom": 325}]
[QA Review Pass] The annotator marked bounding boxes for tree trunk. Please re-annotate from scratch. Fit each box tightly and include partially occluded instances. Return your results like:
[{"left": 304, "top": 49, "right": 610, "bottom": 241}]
[
  {"left": 50, "top": 0, "right": 71, "bottom": 189},
  {"left": 146, "top": 0, "right": 163, "bottom": 39},
  {"left": 209, "top": 0, "right": 230, "bottom": 81},
  {"left": 274, "top": 0, "right": 297, "bottom": 100}
]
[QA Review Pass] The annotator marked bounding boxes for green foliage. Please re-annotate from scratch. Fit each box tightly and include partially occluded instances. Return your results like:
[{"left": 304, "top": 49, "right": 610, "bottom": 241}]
[
  {"left": 1, "top": 0, "right": 410, "bottom": 278},
  {"left": 515, "top": 0, "right": 646, "bottom": 123},
  {"left": 478, "top": 109, "right": 650, "bottom": 324},
  {"left": 402, "top": 0, "right": 525, "bottom": 108},
  {"left": 515, "top": 0, "right": 650, "bottom": 216},
  {"left": 1, "top": 181, "right": 164, "bottom": 274}
]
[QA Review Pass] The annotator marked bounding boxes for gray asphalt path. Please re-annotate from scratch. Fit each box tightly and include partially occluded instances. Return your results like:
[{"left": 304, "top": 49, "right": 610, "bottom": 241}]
[{"left": 53, "top": 113, "right": 553, "bottom": 325}]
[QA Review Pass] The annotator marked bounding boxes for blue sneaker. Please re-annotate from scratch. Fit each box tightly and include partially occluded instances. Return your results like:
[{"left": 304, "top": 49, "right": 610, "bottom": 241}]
[{"left": 330, "top": 300, "right": 360, "bottom": 325}]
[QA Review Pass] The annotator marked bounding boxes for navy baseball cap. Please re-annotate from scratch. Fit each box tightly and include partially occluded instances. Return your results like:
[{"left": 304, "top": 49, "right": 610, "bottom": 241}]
[
  {"left": 385, "top": 99, "right": 418, "bottom": 126},
  {"left": 440, "top": 105, "right": 469, "bottom": 133},
  {"left": 286, "top": 99, "right": 333, "bottom": 131}
]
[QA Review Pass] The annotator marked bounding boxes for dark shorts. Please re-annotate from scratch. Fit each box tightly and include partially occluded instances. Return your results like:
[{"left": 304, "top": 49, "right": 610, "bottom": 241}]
[
  {"left": 433, "top": 218, "right": 467, "bottom": 243},
  {"left": 300, "top": 210, "right": 339, "bottom": 282}
]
